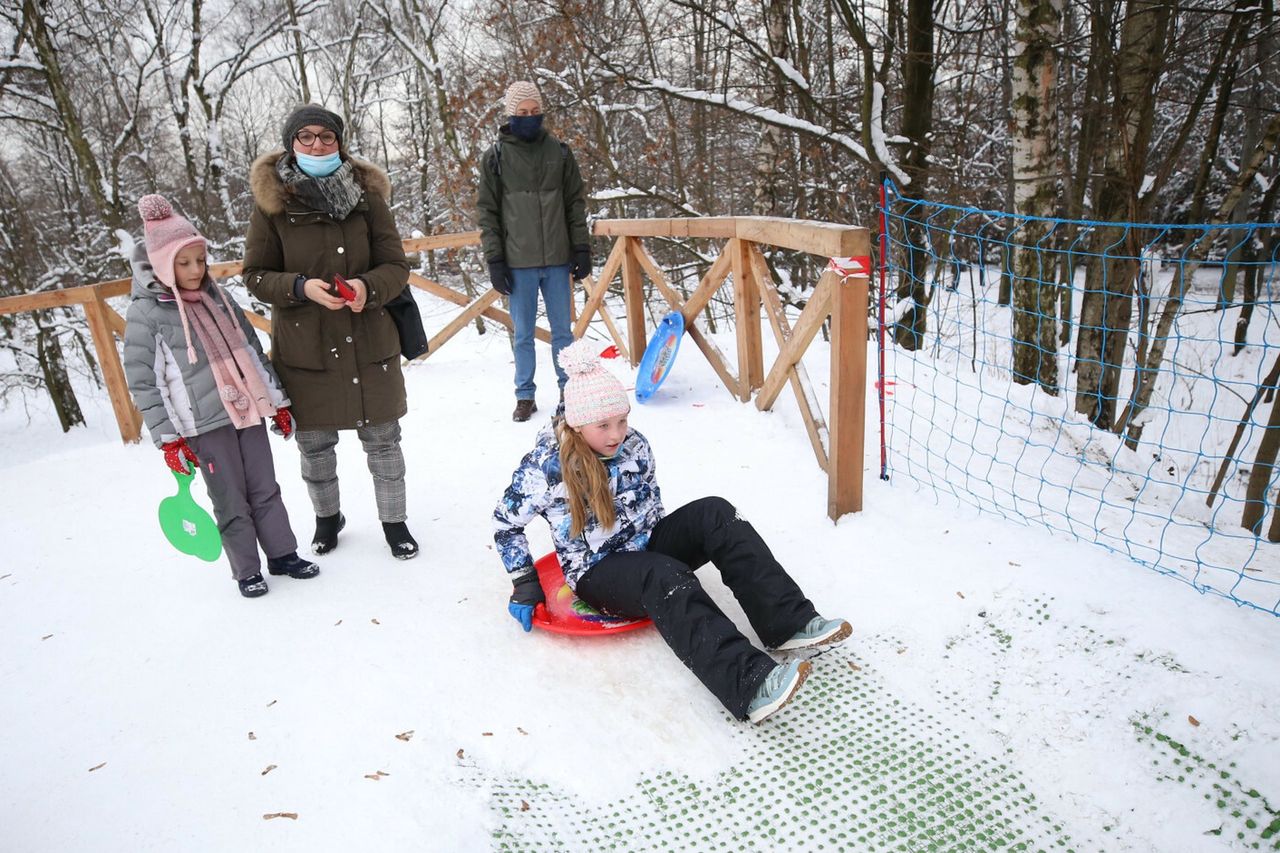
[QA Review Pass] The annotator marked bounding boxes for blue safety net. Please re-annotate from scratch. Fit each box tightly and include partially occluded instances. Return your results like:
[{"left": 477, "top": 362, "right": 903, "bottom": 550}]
[{"left": 878, "top": 179, "right": 1280, "bottom": 615}]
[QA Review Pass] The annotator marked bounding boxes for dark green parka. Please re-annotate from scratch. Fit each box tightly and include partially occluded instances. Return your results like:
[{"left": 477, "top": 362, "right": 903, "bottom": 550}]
[
  {"left": 243, "top": 151, "right": 410, "bottom": 432},
  {"left": 476, "top": 127, "right": 590, "bottom": 269}
]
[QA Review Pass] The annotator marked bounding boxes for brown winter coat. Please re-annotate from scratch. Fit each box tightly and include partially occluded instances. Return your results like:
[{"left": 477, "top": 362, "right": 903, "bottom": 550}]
[{"left": 243, "top": 151, "right": 410, "bottom": 431}]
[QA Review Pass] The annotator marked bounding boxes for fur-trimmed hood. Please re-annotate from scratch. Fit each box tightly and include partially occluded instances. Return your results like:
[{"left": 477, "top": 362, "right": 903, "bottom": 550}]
[{"left": 248, "top": 150, "right": 393, "bottom": 216}]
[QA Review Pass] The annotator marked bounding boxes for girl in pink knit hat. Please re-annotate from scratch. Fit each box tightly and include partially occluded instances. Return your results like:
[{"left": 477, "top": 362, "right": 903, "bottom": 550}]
[
  {"left": 123, "top": 194, "right": 318, "bottom": 598},
  {"left": 494, "top": 338, "right": 851, "bottom": 724}
]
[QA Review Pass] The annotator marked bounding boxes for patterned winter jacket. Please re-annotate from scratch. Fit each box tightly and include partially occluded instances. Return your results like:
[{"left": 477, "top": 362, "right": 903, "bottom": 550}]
[
  {"left": 493, "top": 423, "right": 665, "bottom": 589},
  {"left": 123, "top": 243, "right": 288, "bottom": 447}
]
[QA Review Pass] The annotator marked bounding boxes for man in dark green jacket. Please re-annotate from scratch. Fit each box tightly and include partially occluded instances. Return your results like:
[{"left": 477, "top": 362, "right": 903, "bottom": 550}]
[{"left": 477, "top": 80, "right": 591, "bottom": 422}]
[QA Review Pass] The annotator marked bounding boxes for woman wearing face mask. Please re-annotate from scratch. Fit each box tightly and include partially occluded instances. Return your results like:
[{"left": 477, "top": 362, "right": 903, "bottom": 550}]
[
  {"left": 243, "top": 104, "right": 419, "bottom": 561},
  {"left": 477, "top": 80, "right": 592, "bottom": 423}
]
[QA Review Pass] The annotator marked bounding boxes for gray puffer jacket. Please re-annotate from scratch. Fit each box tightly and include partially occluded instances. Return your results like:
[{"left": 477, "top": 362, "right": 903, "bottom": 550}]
[{"left": 123, "top": 243, "right": 288, "bottom": 447}]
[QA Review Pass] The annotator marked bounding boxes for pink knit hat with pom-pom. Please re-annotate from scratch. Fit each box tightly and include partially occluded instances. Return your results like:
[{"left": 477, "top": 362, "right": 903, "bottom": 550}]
[
  {"left": 138, "top": 194, "right": 205, "bottom": 290},
  {"left": 558, "top": 339, "right": 631, "bottom": 428}
]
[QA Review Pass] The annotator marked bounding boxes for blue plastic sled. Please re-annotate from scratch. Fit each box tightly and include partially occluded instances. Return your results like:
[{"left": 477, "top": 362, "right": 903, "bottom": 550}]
[{"left": 634, "top": 311, "right": 685, "bottom": 403}]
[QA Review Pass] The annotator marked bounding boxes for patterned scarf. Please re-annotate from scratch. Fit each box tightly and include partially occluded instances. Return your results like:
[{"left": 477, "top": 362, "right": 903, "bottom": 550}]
[
  {"left": 275, "top": 156, "right": 363, "bottom": 220},
  {"left": 177, "top": 288, "right": 277, "bottom": 428}
]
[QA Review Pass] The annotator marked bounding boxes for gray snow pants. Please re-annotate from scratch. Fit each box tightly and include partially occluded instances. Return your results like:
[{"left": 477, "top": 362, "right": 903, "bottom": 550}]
[{"left": 187, "top": 423, "right": 298, "bottom": 581}]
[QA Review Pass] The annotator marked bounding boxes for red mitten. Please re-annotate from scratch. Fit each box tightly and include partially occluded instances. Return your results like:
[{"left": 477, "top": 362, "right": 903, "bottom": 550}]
[
  {"left": 161, "top": 438, "right": 199, "bottom": 475},
  {"left": 271, "top": 407, "right": 295, "bottom": 440}
]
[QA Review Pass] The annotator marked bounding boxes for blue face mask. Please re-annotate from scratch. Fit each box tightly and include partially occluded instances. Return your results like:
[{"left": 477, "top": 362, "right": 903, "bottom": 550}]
[
  {"left": 295, "top": 151, "right": 342, "bottom": 177},
  {"left": 509, "top": 114, "right": 544, "bottom": 141}
]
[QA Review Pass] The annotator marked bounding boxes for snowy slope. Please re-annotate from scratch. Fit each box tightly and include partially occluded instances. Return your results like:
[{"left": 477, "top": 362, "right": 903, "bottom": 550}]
[{"left": 1, "top": 316, "right": 1278, "bottom": 852}]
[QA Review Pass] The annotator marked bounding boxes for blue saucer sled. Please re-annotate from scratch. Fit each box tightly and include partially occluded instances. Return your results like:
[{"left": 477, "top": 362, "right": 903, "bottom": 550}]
[{"left": 634, "top": 312, "right": 685, "bottom": 403}]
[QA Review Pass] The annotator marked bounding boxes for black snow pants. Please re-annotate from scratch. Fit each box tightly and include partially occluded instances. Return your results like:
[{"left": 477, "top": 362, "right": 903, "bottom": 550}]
[{"left": 574, "top": 496, "right": 818, "bottom": 719}]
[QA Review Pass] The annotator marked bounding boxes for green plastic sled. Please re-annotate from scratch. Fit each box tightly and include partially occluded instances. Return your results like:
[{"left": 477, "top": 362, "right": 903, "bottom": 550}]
[{"left": 157, "top": 466, "right": 222, "bottom": 562}]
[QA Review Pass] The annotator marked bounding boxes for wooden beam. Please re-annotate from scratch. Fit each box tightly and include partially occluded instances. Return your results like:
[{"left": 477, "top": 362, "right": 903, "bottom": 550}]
[
  {"left": 730, "top": 239, "right": 764, "bottom": 398},
  {"left": 85, "top": 291, "right": 142, "bottom": 444},
  {"left": 400, "top": 231, "right": 483, "bottom": 253},
  {"left": 427, "top": 288, "right": 501, "bottom": 355},
  {"left": 573, "top": 239, "right": 624, "bottom": 338},
  {"left": 409, "top": 274, "right": 550, "bottom": 344},
  {"left": 750, "top": 245, "right": 829, "bottom": 471},
  {"left": 827, "top": 231, "right": 872, "bottom": 520},
  {"left": 103, "top": 303, "right": 127, "bottom": 340},
  {"left": 620, "top": 237, "right": 647, "bottom": 367},
  {"left": 594, "top": 217, "right": 864, "bottom": 257},
  {"left": 756, "top": 270, "right": 835, "bottom": 411},
  {"left": 243, "top": 311, "right": 272, "bottom": 335}
]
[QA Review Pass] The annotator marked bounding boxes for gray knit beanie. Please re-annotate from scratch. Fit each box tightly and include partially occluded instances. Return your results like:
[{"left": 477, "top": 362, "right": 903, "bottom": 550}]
[
  {"left": 503, "top": 81, "right": 543, "bottom": 117},
  {"left": 282, "top": 104, "right": 344, "bottom": 151}
]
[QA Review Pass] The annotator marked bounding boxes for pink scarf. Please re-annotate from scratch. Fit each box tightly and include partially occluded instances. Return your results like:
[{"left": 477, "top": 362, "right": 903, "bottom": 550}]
[{"left": 175, "top": 286, "right": 277, "bottom": 428}]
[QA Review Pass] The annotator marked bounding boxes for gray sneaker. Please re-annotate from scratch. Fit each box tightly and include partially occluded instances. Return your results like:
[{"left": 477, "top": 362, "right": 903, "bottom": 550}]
[
  {"left": 746, "top": 660, "right": 812, "bottom": 723},
  {"left": 773, "top": 616, "right": 852, "bottom": 651}
]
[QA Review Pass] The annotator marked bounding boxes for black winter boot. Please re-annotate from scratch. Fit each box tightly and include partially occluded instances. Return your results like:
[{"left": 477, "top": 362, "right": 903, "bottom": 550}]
[
  {"left": 312, "top": 512, "right": 345, "bottom": 555},
  {"left": 238, "top": 573, "right": 269, "bottom": 598},
  {"left": 267, "top": 552, "right": 320, "bottom": 579},
  {"left": 382, "top": 521, "right": 419, "bottom": 560}
]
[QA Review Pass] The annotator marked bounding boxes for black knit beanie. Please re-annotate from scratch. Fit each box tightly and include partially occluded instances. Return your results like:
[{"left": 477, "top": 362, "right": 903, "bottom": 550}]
[{"left": 282, "top": 104, "right": 344, "bottom": 151}]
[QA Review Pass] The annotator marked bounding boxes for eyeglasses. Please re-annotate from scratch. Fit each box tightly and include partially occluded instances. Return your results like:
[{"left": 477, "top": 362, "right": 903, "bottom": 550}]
[{"left": 294, "top": 130, "right": 338, "bottom": 146}]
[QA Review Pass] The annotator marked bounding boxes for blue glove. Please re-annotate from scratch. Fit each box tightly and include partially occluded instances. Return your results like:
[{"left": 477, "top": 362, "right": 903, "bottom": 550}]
[
  {"left": 508, "top": 601, "right": 535, "bottom": 632},
  {"left": 508, "top": 571, "right": 545, "bottom": 633}
]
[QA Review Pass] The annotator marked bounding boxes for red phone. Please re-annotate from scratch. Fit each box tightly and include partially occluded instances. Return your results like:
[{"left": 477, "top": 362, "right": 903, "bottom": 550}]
[{"left": 333, "top": 273, "right": 357, "bottom": 302}]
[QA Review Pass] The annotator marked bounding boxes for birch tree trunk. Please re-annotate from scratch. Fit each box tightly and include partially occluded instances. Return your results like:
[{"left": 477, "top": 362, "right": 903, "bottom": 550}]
[{"left": 1009, "top": 0, "right": 1063, "bottom": 394}]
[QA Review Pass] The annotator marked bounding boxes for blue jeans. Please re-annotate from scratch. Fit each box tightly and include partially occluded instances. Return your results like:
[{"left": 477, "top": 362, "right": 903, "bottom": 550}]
[{"left": 509, "top": 264, "right": 573, "bottom": 401}]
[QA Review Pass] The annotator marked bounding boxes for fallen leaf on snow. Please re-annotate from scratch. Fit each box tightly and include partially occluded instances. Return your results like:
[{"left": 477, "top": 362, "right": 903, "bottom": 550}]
[
  {"left": 266, "top": 700, "right": 277, "bottom": 708},
  {"left": 1189, "top": 715, "right": 1200, "bottom": 727},
  {"left": 520, "top": 800, "right": 530, "bottom": 811},
  {"left": 482, "top": 732, "right": 493, "bottom": 737},
  {"left": 896, "top": 647, "right": 908, "bottom": 655},
  {"left": 395, "top": 730, "right": 414, "bottom": 741},
  {"left": 262, "top": 764, "right": 277, "bottom": 776},
  {"left": 41, "top": 634, "right": 53, "bottom": 640},
  {"left": 88, "top": 762, "right": 106, "bottom": 772},
  {"left": 334, "top": 619, "right": 342, "bottom": 626},
  {"left": 956, "top": 592, "right": 965, "bottom": 599},
  {"left": 363, "top": 770, "right": 389, "bottom": 780},
  {"left": 848, "top": 662, "right": 862, "bottom": 671},
  {"left": 1009, "top": 561, "right": 1021, "bottom": 567},
  {"left": 248, "top": 732, "right": 257, "bottom": 740},
  {"left": 456, "top": 748, "right": 465, "bottom": 759},
  {"left": 517, "top": 727, "right": 528, "bottom": 736},
  {"left": 262, "top": 812, "right": 298, "bottom": 821},
  {"left": 371, "top": 618, "right": 381, "bottom": 625}
]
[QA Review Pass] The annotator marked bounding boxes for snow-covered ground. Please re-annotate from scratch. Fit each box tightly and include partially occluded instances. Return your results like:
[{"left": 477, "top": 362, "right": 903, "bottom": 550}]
[{"left": 2, "top": 297, "right": 1279, "bottom": 851}]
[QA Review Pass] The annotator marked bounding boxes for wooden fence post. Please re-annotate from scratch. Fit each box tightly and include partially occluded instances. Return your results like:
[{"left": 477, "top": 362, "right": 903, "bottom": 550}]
[
  {"left": 621, "top": 237, "right": 647, "bottom": 366},
  {"left": 730, "top": 238, "right": 764, "bottom": 399},
  {"left": 86, "top": 288, "right": 142, "bottom": 443},
  {"left": 827, "top": 233, "right": 872, "bottom": 519}
]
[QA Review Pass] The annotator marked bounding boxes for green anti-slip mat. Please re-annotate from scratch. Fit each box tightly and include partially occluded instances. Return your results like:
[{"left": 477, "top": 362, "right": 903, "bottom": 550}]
[{"left": 157, "top": 467, "right": 222, "bottom": 562}]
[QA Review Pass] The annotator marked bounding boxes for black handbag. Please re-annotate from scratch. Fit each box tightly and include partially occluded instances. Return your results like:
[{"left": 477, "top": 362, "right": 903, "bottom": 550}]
[{"left": 385, "top": 286, "right": 428, "bottom": 360}]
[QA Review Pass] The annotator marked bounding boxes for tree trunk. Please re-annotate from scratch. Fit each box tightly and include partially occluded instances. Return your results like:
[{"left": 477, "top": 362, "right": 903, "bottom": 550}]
[
  {"left": 1241, "top": 383, "right": 1280, "bottom": 540},
  {"left": 1073, "top": 0, "right": 1171, "bottom": 429},
  {"left": 34, "top": 313, "right": 84, "bottom": 432},
  {"left": 1010, "top": 0, "right": 1064, "bottom": 394}
]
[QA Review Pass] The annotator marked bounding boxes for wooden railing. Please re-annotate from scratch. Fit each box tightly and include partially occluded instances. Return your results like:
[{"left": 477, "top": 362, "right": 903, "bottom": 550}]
[{"left": 0, "top": 217, "right": 870, "bottom": 519}]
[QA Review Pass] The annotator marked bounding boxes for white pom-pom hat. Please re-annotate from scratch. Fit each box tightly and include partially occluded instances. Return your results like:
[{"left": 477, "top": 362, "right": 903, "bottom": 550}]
[
  {"left": 558, "top": 338, "right": 630, "bottom": 428},
  {"left": 138, "top": 194, "right": 205, "bottom": 290}
]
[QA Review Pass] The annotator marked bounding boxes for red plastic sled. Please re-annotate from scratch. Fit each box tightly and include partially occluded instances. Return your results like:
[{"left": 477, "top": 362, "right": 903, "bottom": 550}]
[{"left": 531, "top": 552, "right": 652, "bottom": 637}]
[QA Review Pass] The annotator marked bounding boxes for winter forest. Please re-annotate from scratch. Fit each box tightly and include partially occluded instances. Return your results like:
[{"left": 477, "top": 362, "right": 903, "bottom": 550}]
[{"left": 1, "top": 0, "right": 1276, "bottom": 433}]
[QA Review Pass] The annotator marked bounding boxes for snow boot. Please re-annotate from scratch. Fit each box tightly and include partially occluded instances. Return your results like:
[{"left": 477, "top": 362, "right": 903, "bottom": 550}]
[
  {"left": 238, "top": 573, "right": 269, "bottom": 598},
  {"left": 512, "top": 399, "right": 537, "bottom": 422},
  {"left": 773, "top": 616, "right": 852, "bottom": 651},
  {"left": 382, "top": 521, "right": 419, "bottom": 560},
  {"left": 267, "top": 552, "right": 320, "bottom": 579},
  {"left": 312, "top": 512, "right": 345, "bottom": 555},
  {"left": 746, "top": 660, "right": 812, "bottom": 723}
]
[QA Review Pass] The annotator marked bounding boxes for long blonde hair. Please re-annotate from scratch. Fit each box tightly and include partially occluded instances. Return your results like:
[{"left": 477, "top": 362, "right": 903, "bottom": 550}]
[{"left": 556, "top": 418, "right": 616, "bottom": 538}]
